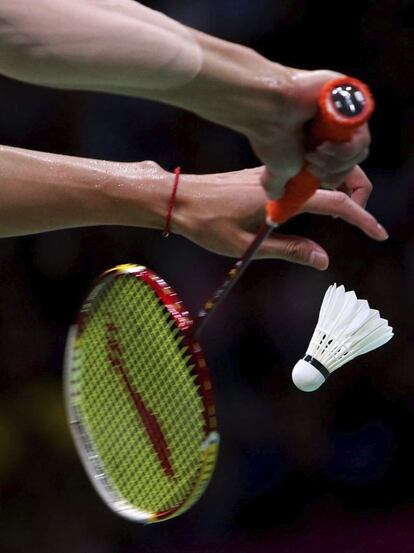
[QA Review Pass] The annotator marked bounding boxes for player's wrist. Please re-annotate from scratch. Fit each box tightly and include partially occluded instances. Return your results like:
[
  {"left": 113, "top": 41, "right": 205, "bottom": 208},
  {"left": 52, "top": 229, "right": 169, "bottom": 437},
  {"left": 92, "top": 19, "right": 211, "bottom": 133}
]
[
  {"left": 166, "top": 172, "right": 208, "bottom": 240},
  {"left": 103, "top": 161, "right": 178, "bottom": 231},
  {"left": 229, "top": 65, "right": 327, "bottom": 142},
  {"left": 217, "top": 58, "right": 299, "bottom": 137},
  {"left": 155, "top": 32, "right": 296, "bottom": 135},
  {"left": 103, "top": 162, "right": 204, "bottom": 238}
]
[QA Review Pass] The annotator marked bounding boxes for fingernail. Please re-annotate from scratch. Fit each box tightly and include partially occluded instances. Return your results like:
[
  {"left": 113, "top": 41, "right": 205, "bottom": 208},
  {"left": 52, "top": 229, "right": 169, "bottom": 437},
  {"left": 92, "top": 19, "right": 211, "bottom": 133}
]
[
  {"left": 309, "top": 251, "right": 329, "bottom": 271},
  {"left": 376, "top": 223, "right": 389, "bottom": 240}
]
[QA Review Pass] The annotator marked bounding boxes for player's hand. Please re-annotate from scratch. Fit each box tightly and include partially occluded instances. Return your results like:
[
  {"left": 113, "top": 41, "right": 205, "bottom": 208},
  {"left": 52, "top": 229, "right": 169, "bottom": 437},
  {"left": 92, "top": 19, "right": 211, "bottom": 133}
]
[
  {"left": 247, "top": 69, "right": 371, "bottom": 200},
  {"left": 174, "top": 166, "right": 388, "bottom": 270}
]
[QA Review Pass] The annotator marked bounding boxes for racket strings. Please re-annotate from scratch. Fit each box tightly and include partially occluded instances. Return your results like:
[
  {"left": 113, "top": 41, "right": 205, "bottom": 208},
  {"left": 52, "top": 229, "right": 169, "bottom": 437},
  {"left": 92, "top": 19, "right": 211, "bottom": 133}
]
[{"left": 74, "top": 276, "right": 207, "bottom": 513}]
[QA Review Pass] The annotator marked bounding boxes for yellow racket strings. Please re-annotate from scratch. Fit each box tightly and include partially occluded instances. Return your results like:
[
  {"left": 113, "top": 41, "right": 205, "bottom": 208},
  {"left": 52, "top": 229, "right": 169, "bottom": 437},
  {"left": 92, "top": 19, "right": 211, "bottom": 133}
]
[{"left": 73, "top": 275, "right": 207, "bottom": 514}]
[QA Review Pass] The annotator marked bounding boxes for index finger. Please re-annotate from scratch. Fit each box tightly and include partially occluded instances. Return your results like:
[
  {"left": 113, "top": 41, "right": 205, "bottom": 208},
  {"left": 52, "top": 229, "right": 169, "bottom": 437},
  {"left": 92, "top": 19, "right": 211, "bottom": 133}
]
[{"left": 304, "top": 189, "right": 388, "bottom": 241}]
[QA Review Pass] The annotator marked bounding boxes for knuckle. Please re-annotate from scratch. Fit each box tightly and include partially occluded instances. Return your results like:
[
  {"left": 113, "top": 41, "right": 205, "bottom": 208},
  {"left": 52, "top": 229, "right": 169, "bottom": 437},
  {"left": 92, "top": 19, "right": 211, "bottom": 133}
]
[
  {"left": 332, "top": 190, "right": 349, "bottom": 206},
  {"left": 363, "top": 177, "right": 373, "bottom": 193},
  {"left": 285, "top": 240, "right": 308, "bottom": 261}
]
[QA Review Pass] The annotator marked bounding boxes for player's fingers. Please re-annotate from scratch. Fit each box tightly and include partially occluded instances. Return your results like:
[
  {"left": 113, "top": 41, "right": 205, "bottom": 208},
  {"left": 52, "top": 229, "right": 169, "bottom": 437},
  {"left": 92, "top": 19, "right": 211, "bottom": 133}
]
[
  {"left": 237, "top": 229, "right": 329, "bottom": 270},
  {"left": 306, "top": 147, "right": 369, "bottom": 176},
  {"left": 310, "top": 169, "right": 354, "bottom": 189},
  {"left": 306, "top": 125, "right": 370, "bottom": 187},
  {"left": 260, "top": 234, "right": 329, "bottom": 270},
  {"left": 341, "top": 166, "right": 373, "bottom": 208},
  {"left": 315, "top": 125, "right": 371, "bottom": 160},
  {"left": 304, "top": 189, "right": 388, "bottom": 240}
]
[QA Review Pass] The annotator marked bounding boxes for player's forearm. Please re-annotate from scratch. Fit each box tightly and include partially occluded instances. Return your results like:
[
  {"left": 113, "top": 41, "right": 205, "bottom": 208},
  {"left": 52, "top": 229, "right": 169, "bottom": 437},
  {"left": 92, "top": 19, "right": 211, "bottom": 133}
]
[
  {"left": 0, "top": 0, "right": 289, "bottom": 134},
  {"left": 0, "top": 0, "right": 202, "bottom": 91},
  {"left": 0, "top": 1, "right": 368, "bottom": 202},
  {"left": 0, "top": 146, "right": 170, "bottom": 237}
]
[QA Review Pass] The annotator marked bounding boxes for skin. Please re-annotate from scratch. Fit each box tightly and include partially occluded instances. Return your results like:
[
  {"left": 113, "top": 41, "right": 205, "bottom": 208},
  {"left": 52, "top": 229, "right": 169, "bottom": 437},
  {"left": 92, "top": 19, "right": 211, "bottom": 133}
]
[
  {"left": 0, "top": 0, "right": 387, "bottom": 271},
  {"left": 0, "top": 147, "right": 387, "bottom": 271},
  {"left": 168, "top": 166, "right": 386, "bottom": 270},
  {"left": 0, "top": 1, "right": 371, "bottom": 199}
]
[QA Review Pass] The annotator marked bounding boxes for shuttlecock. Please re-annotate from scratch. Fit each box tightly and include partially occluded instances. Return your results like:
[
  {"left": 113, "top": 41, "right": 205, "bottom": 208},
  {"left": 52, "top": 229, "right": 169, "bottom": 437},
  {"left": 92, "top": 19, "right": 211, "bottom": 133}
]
[{"left": 292, "top": 284, "right": 393, "bottom": 392}]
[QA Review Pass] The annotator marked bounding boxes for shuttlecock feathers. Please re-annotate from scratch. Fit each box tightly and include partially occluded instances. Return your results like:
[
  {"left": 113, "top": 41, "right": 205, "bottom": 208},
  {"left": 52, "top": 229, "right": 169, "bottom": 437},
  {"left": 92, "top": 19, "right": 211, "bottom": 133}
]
[{"left": 292, "top": 284, "right": 393, "bottom": 392}]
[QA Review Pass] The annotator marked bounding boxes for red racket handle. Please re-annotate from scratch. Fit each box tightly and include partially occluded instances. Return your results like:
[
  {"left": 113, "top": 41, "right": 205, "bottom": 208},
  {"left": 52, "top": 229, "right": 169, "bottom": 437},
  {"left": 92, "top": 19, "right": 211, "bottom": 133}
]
[{"left": 266, "top": 76, "right": 375, "bottom": 225}]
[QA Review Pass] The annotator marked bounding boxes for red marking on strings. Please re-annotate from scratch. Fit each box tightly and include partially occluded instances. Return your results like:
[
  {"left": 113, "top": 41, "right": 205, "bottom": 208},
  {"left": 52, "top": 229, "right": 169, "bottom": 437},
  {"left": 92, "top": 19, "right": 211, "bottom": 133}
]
[{"left": 105, "top": 317, "right": 175, "bottom": 479}]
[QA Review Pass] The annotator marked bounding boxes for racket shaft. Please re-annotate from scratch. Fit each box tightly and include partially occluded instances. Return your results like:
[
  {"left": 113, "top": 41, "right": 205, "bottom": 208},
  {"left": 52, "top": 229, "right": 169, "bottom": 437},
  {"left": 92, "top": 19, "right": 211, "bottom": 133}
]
[
  {"left": 193, "top": 223, "right": 274, "bottom": 339},
  {"left": 192, "top": 77, "right": 374, "bottom": 337}
]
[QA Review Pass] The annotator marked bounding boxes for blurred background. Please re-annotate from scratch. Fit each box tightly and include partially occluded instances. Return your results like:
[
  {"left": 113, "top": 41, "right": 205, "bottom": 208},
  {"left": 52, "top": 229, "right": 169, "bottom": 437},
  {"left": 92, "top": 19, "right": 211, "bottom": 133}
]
[{"left": 1, "top": 1, "right": 414, "bottom": 551}]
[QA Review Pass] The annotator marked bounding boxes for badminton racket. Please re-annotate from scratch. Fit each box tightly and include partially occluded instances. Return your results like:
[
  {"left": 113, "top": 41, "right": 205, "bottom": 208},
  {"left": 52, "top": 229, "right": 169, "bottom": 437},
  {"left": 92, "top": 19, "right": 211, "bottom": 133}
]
[{"left": 64, "top": 77, "right": 374, "bottom": 523}]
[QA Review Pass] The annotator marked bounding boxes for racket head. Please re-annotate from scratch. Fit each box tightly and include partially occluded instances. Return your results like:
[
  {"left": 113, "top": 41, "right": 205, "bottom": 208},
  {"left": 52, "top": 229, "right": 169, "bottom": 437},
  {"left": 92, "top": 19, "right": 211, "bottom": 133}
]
[{"left": 64, "top": 264, "right": 219, "bottom": 523}]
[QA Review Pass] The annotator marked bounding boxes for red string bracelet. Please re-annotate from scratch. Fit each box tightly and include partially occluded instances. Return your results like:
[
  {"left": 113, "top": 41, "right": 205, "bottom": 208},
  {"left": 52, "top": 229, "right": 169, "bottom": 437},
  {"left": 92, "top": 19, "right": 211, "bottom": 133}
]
[{"left": 163, "top": 167, "right": 181, "bottom": 238}]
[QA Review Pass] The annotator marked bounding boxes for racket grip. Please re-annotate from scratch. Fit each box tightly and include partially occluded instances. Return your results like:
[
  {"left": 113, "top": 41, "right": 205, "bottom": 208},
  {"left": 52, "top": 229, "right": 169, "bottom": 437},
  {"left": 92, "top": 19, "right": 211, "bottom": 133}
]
[{"left": 266, "top": 76, "right": 375, "bottom": 225}]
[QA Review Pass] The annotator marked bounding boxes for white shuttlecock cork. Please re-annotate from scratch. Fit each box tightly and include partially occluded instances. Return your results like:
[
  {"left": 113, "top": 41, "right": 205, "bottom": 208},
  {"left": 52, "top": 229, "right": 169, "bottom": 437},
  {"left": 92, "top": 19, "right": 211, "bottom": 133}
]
[{"left": 292, "top": 284, "right": 394, "bottom": 392}]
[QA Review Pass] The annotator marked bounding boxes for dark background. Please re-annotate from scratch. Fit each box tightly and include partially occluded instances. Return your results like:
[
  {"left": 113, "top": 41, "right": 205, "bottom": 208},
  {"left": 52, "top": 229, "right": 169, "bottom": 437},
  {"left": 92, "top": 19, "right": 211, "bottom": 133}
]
[{"left": 1, "top": 1, "right": 414, "bottom": 552}]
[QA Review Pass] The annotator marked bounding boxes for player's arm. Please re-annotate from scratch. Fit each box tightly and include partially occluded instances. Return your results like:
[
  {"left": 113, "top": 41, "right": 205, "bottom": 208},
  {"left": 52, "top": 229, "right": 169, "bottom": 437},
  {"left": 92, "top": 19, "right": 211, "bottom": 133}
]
[
  {"left": 0, "top": 0, "right": 369, "bottom": 199},
  {"left": 0, "top": 146, "right": 387, "bottom": 271},
  {"left": 0, "top": 145, "right": 172, "bottom": 236}
]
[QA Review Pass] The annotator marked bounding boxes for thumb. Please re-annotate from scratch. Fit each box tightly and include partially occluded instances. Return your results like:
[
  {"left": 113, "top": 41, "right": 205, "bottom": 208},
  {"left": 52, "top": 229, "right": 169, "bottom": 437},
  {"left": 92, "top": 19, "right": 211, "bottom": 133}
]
[
  {"left": 248, "top": 230, "right": 330, "bottom": 271},
  {"left": 290, "top": 69, "right": 344, "bottom": 121}
]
